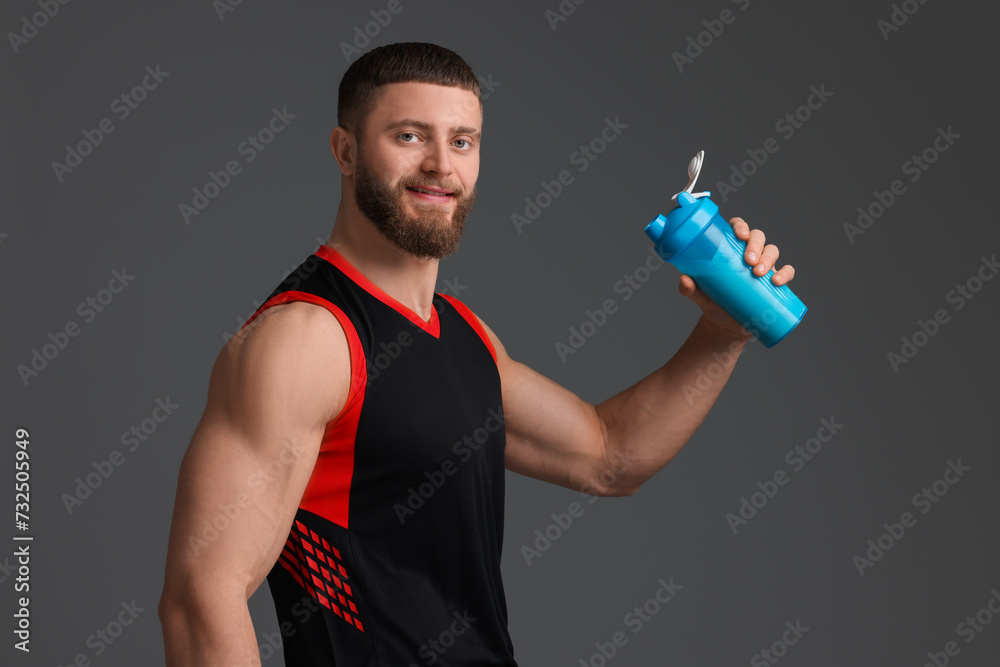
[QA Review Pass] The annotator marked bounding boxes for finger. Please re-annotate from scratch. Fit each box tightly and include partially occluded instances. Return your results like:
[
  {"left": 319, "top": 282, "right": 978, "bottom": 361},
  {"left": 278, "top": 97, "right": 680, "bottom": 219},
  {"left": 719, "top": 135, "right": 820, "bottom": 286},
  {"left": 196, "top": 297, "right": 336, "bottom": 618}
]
[
  {"left": 744, "top": 229, "right": 766, "bottom": 263},
  {"left": 754, "top": 244, "right": 780, "bottom": 276},
  {"left": 772, "top": 264, "right": 795, "bottom": 286},
  {"left": 678, "top": 274, "right": 708, "bottom": 306},
  {"left": 730, "top": 217, "right": 749, "bottom": 240},
  {"left": 678, "top": 273, "right": 697, "bottom": 296}
]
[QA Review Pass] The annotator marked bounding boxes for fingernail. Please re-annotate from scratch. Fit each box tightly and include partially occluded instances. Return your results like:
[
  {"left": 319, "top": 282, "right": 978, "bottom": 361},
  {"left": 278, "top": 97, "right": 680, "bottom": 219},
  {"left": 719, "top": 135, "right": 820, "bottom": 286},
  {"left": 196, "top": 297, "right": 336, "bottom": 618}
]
[{"left": 746, "top": 252, "right": 757, "bottom": 261}]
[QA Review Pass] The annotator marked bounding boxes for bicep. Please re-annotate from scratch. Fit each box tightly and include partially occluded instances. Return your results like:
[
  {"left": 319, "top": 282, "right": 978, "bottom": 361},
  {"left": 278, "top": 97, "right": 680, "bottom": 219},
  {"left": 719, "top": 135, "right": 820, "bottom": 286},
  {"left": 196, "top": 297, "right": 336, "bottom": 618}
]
[{"left": 162, "top": 303, "right": 351, "bottom": 600}]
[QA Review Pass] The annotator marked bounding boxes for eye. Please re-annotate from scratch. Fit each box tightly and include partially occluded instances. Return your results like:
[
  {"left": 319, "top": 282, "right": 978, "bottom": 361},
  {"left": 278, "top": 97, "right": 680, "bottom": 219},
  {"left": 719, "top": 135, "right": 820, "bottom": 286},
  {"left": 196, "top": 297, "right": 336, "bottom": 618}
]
[
  {"left": 398, "top": 132, "right": 418, "bottom": 143},
  {"left": 454, "top": 138, "right": 473, "bottom": 149}
]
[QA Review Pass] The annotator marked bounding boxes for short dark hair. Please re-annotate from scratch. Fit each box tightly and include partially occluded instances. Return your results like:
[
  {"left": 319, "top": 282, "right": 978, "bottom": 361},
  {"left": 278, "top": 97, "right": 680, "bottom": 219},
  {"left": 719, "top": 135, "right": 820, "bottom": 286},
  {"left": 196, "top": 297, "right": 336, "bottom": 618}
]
[{"left": 337, "top": 42, "right": 481, "bottom": 141}]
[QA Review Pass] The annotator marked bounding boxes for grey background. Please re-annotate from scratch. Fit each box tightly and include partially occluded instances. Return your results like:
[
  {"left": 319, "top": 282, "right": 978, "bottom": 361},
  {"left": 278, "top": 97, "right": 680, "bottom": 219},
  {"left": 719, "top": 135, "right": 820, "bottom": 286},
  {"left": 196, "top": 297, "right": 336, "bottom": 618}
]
[{"left": 3, "top": 0, "right": 999, "bottom": 665}]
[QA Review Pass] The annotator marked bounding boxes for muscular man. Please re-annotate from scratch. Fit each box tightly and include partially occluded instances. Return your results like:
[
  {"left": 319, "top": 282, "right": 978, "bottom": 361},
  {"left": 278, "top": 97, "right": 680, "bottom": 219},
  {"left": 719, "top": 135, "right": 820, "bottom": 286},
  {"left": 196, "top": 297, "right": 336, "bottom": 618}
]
[{"left": 158, "top": 42, "right": 796, "bottom": 666}]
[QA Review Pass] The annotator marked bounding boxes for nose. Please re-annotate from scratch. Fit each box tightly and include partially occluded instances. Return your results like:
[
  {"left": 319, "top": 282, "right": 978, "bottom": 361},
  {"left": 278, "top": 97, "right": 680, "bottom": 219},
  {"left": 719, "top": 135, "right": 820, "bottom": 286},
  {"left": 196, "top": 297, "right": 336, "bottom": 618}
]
[{"left": 421, "top": 138, "right": 454, "bottom": 178}]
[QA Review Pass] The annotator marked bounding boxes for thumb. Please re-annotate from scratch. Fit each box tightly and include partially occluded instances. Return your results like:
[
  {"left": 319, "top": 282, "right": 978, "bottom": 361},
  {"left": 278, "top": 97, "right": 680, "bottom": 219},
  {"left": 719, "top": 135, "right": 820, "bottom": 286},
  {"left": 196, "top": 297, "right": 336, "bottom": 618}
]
[{"left": 678, "top": 274, "right": 709, "bottom": 307}]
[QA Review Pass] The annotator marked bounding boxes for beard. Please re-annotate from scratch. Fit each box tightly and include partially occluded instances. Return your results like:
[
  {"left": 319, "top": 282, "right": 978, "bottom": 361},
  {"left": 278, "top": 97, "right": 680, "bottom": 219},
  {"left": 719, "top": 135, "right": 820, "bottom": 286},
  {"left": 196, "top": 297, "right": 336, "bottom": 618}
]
[{"left": 353, "top": 154, "right": 477, "bottom": 260}]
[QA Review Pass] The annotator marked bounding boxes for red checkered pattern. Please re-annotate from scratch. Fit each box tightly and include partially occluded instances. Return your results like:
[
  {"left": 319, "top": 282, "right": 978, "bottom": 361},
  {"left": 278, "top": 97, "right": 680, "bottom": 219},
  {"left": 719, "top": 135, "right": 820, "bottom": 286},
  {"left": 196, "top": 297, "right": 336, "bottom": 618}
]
[{"left": 278, "top": 519, "right": 365, "bottom": 632}]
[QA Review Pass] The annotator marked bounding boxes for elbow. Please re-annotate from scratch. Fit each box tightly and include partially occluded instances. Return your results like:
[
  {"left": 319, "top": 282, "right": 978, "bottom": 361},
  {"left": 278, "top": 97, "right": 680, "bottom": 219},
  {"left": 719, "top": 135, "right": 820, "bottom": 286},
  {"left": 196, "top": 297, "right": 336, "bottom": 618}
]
[
  {"left": 158, "top": 584, "right": 192, "bottom": 637},
  {"left": 580, "top": 458, "right": 646, "bottom": 497},
  {"left": 590, "top": 427, "right": 645, "bottom": 497},
  {"left": 582, "top": 477, "right": 642, "bottom": 497},
  {"left": 157, "top": 564, "right": 261, "bottom": 664},
  {"left": 157, "top": 578, "right": 235, "bottom": 660},
  {"left": 592, "top": 409, "right": 646, "bottom": 497},
  {"left": 157, "top": 572, "right": 216, "bottom": 635},
  {"left": 607, "top": 474, "right": 644, "bottom": 497},
  {"left": 605, "top": 483, "right": 641, "bottom": 497},
  {"left": 158, "top": 588, "right": 190, "bottom": 664},
  {"left": 158, "top": 589, "right": 180, "bottom": 624}
]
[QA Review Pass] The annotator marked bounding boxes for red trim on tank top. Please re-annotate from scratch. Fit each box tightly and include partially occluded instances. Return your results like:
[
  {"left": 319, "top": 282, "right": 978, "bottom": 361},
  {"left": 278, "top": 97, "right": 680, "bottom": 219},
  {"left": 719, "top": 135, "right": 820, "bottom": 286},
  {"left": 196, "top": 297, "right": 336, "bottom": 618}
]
[
  {"left": 314, "top": 245, "right": 441, "bottom": 339},
  {"left": 439, "top": 293, "right": 498, "bottom": 366},
  {"left": 241, "top": 290, "right": 366, "bottom": 530}
]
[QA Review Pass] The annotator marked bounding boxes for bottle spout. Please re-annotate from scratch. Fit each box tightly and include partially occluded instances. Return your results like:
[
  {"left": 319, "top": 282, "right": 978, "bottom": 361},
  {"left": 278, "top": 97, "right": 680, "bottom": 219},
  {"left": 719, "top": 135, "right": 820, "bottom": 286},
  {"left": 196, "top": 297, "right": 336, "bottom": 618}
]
[{"left": 644, "top": 214, "right": 668, "bottom": 243}]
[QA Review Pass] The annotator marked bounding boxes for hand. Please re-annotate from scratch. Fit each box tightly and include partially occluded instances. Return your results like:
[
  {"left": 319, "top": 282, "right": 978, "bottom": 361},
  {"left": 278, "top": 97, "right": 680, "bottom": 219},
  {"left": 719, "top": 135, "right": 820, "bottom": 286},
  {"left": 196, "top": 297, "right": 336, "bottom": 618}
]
[{"left": 678, "top": 216, "right": 796, "bottom": 341}]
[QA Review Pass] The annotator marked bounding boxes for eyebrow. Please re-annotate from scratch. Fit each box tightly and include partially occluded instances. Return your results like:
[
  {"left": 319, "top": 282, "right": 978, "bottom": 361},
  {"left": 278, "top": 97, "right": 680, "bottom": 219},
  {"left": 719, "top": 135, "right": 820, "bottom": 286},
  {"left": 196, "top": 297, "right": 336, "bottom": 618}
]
[{"left": 383, "top": 118, "right": 481, "bottom": 138}]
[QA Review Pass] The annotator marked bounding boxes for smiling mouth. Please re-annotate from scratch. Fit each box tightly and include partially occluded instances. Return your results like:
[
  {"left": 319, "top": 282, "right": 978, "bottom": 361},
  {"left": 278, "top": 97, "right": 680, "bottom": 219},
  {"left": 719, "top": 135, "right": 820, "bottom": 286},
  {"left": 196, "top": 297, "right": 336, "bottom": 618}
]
[
  {"left": 406, "top": 186, "right": 453, "bottom": 197},
  {"left": 405, "top": 186, "right": 455, "bottom": 205}
]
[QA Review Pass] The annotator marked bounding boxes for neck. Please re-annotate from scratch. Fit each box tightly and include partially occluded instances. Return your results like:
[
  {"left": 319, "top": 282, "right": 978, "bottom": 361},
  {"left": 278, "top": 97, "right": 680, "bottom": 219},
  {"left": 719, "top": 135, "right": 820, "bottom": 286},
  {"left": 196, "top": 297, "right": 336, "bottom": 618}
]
[{"left": 323, "top": 199, "right": 441, "bottom": 323}]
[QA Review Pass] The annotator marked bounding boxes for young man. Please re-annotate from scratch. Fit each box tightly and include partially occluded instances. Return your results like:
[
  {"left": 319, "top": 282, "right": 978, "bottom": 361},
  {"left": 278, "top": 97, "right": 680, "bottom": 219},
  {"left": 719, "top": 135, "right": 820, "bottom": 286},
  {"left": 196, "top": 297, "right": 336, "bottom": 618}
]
[{"left": 158, "top": 43, "right": 796, "bottom": 666}]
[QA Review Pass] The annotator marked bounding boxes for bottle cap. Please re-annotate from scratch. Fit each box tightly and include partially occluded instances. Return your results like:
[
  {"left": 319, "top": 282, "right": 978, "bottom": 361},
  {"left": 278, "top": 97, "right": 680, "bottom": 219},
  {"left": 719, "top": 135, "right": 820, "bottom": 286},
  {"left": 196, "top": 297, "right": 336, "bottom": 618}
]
[{"left": 645, "top": 191, "right": 719, "bottom": 260}]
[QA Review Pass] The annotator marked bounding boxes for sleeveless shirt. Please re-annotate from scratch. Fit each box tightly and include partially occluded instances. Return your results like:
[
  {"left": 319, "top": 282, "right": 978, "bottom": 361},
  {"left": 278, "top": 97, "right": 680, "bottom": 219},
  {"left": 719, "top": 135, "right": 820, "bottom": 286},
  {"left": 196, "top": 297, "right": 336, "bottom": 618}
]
[{"left": 241, "top": 245, "right": 517, "bottom": 666}]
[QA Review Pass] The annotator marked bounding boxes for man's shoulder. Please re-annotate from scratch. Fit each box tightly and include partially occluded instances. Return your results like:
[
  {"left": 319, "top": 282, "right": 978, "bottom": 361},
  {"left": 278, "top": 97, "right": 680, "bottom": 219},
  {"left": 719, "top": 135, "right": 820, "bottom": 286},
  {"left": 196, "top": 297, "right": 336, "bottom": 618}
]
[
  {"left": 211, "top": 300, "right": 353, "bottom": 426},
  {"left": 237, "top": 299, "right": 349, "bottom": 350}
]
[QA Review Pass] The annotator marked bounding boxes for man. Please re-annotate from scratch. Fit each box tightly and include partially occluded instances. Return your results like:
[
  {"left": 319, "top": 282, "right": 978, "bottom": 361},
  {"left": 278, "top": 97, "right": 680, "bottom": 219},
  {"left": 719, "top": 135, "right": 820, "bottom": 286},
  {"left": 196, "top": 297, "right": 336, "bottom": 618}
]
[{"left": 158, "top": 42, "right": 796, "bottom": 666}]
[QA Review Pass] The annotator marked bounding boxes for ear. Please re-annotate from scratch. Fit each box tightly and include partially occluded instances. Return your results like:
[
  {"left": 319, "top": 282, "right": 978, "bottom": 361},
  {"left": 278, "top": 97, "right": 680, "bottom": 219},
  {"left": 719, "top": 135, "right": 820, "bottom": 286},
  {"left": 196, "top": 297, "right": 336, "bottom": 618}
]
[{"left": 330, "top": 126, "right": 357, "bottom": 176}]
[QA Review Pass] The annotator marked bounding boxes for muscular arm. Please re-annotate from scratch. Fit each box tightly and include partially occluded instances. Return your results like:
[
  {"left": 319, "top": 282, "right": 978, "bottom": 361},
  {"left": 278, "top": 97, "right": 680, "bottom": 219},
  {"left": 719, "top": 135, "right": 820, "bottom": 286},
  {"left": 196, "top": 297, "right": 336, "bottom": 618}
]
[
  {"left": 158, "top": 302, "right": 351, "bottom": 666},
  {"left": 481, "top": 316, "right": 744, "bottom": 497},
  {"left": 483, "top": 216, "right": 795, "bottom": 497}
]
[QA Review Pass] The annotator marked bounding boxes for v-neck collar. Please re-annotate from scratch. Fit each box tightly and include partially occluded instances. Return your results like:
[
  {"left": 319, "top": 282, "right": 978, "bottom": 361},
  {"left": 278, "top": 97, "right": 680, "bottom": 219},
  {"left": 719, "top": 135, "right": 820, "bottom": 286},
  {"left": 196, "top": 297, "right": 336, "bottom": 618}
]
[{"left": 314, "top": 245, "right": 441, "bottom": 338}]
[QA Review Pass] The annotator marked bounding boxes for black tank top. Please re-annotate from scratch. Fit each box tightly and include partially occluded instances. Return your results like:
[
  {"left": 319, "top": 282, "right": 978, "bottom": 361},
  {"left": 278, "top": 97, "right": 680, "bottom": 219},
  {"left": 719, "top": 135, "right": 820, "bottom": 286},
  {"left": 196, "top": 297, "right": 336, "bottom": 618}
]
[{"left": 242, "top": 245, "right": 517, "bottom": 666}]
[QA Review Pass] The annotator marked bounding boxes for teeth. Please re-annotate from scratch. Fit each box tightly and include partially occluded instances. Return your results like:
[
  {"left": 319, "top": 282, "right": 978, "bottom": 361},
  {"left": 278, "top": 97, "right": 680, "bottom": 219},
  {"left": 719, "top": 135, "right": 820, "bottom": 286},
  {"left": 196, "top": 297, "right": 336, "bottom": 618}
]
[{"left": 411, "top": 187, "right": 448, "bottom": 196}]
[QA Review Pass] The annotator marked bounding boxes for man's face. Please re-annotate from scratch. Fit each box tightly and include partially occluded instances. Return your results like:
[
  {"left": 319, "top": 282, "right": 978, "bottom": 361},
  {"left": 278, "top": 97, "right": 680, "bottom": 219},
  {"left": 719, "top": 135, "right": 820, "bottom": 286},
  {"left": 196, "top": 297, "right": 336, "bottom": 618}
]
[{"left": 352, "top": 81, "right": 481, "bottom": 260}]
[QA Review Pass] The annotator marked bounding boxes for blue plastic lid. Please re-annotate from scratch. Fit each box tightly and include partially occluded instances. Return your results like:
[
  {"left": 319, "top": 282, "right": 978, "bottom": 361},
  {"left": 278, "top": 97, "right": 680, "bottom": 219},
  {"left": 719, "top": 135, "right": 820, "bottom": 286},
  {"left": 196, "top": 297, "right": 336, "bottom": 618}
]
[{"left": 644, "top": 191, "right": 718, "bottom": 260}]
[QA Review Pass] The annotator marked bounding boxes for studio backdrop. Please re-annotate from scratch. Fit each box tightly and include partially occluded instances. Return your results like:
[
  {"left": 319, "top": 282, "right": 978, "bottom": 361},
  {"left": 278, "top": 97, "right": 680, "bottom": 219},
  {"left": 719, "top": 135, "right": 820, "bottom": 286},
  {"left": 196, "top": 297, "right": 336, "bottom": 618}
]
[{"left": 2, "top": 0, "right": 998, "bottom": 665}]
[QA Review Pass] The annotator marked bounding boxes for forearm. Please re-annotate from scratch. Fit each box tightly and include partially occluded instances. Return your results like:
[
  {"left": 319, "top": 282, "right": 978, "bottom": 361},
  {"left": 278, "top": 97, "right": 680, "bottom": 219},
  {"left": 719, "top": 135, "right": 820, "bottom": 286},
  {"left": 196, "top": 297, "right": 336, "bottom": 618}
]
[
  {"left": 160, "top": 586, "right": 261, "bottom": 667},
  {"left": 595, "top": 315, "right": 748, "bottom": 494}
]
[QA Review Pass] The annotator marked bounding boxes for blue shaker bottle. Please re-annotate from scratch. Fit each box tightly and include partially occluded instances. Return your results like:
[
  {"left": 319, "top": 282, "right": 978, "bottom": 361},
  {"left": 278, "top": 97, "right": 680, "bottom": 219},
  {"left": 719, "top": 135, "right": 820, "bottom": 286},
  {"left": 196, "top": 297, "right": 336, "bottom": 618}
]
[{"left": 644, "top": 191, "right": 807, "bottom": 347}]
